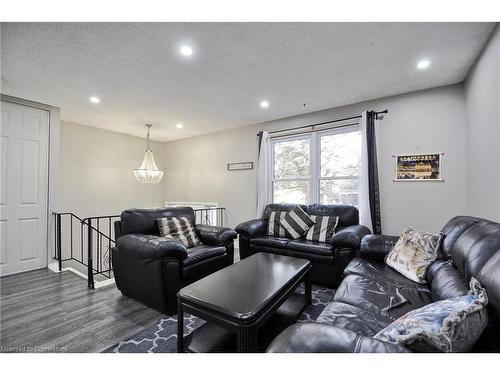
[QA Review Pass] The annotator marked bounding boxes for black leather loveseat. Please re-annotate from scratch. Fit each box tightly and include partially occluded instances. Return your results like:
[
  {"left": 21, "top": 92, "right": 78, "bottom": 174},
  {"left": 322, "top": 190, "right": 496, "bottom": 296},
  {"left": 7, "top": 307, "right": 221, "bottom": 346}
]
[
  {"left": 235, "top": 204, "right": 371, "bottom": 287},
  {"left": 267, "top": 216, "right": 500, "bottom": 352},
  {"left": 112, "top": 207, "right": 237, "bottom": 314}
]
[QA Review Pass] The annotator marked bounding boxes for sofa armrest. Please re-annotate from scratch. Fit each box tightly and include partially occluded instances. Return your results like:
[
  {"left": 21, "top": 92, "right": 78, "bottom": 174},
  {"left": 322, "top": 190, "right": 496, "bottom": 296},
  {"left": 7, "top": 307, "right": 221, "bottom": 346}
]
[
  {"left": 330, "top": 225, "right": 371, "bottom": 248},
  {"left": 116, "top": 234, "right": 188, "bottom": 261},
  {"left": 235, "top": 218, "right": 268, "bottom": 237},
  {"left": 266, "top": 323, "right": 409, "bottom": 353},
  {"left": 196, "top": 224, "right": 237, "bottom": 246},
  {"left": 360, "top": 234, "right": 399, "bottom": 261}
]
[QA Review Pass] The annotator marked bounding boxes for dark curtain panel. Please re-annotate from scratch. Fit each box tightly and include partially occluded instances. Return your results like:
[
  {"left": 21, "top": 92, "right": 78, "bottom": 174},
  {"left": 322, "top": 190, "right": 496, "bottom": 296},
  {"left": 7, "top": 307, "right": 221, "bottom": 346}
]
[{"left": 366, "top": 111, "right": 382, "bottom": 234}]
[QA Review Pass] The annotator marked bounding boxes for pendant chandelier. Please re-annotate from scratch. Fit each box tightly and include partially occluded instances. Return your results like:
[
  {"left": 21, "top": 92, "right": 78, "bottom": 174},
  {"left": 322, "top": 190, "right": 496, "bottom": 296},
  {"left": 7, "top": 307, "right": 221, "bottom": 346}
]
[{"left": 134, "top": 124, "right": 164, "bottom": 183}]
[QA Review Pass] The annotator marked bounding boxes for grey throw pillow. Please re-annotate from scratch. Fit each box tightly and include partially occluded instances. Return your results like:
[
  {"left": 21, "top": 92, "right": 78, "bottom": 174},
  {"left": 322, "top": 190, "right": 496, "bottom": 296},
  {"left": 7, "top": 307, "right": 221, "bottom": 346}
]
[
  {"left": 374, "top": 278, "right": 489, "bottom": 352},
  {"left": 385, "top": 227, "right": 443, "bottom": 284}
]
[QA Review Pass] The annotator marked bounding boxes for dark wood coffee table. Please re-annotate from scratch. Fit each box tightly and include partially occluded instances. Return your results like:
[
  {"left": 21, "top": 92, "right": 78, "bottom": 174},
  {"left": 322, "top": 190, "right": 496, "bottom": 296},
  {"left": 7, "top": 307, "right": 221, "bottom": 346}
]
[{"left": 177, "top": 253, "right": 311, "bottom": 353}]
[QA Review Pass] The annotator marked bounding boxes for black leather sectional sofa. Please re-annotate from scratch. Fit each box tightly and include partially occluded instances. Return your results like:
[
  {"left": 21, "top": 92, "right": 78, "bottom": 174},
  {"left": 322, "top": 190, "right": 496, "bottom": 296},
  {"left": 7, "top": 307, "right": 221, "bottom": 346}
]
[
  {"left": 235, "top": 204, "right": 371, "bottom": 287},
  {"left": 112, "top": 207, "right": 237, "bottom": 314},
  {"left": 267, "top": 216, "right": 500, "bottom": 352}
]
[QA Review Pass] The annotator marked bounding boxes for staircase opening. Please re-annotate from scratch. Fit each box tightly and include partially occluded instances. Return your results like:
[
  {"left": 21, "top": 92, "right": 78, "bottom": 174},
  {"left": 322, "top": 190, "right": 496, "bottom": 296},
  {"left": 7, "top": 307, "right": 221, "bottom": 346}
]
[{"left": 52, "top": 207, "right": 226, "bottom": 289}]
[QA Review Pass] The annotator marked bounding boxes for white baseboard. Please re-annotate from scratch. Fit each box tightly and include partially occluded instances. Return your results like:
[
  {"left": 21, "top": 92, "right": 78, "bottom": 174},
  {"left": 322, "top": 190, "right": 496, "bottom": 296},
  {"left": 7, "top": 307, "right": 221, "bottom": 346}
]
[
  {"left": 94, "top": 278, "right": 116, "bottom": 289},
  {"left": 48, "top": 262, "right": 115, "bottom": 288}
]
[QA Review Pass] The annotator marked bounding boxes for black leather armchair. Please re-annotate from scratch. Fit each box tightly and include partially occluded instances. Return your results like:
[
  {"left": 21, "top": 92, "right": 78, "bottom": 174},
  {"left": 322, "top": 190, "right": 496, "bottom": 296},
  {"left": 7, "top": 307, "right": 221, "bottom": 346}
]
[
  {"left": 112, "top": 207, "right": 237, "bottom": 314},
  {"left": 267, "top": 216, "right": 500, "bottom": 352},
  {"left": 236, "top": 204, "right": 371, "bottom": 287}
]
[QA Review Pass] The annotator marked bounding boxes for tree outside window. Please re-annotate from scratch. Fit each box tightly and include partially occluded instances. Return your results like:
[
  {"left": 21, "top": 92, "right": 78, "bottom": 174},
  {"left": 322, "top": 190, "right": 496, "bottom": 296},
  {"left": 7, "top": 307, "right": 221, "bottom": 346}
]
[{"left": 271, "top": 127, "right": 360, "bottom": 206}]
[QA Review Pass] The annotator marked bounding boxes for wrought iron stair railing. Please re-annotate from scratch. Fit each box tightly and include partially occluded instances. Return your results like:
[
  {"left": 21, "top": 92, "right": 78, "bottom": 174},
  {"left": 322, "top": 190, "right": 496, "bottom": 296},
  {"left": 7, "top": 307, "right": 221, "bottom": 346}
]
[{"left": 53, "top": 207, "right": 226, "bottom": 289}]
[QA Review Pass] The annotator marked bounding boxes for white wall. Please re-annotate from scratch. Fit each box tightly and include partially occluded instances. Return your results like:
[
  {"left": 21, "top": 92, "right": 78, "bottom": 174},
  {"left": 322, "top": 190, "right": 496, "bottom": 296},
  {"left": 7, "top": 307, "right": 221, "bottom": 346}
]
[
  {"left": 57, "top": 121, "right": 166, "bottom": 218},
  {"left": 465, "top": 26, "right": 500, "bottom": 222},
  {"left": 163, "top": 84, "right": 468, "bottom": 235}
]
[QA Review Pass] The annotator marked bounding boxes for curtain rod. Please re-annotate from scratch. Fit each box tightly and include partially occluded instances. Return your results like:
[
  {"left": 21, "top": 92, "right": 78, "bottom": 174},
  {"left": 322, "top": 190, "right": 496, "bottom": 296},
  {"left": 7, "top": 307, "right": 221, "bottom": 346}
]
[{"left": 257, "top": 109, "right": 388, "bottom": 137}]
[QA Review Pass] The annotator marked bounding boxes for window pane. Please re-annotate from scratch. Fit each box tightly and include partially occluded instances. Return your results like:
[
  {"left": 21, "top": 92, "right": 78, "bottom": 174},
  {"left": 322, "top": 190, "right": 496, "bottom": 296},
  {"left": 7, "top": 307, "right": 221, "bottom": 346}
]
[
  {"left": 273, "top": 180, "right": 310, "bottom": 204},
  {"left": 320, "top": 131, "right": 361, "bottom": 177},
  {"left": 319, "top": 179, "right": 359, "bottom": 206},
  {"left": 274, "top": 138, "right": 310, "bottom": 179}
]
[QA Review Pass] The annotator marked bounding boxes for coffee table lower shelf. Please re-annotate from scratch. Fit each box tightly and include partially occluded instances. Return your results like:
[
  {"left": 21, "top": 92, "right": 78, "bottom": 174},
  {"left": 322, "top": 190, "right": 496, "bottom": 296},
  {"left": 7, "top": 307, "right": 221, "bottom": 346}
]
[{"left": 181, "top": 292, "right": 308, "bottom": 353}]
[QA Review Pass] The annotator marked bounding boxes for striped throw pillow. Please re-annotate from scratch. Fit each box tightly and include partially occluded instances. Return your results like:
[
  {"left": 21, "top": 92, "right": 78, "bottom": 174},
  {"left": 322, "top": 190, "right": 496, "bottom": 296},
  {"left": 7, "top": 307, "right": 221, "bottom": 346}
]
[
  {"left": 305, "top": 215, "right": 339, "bottom": 243},
  {"left": 267, "top": 211, "right": 287, "bottom": 237},
  {"left": 281, "top": 206, "right": 316, "bottom": 239},
  {"left": 156, "top": 217, "right": 201, "bottom": 248}
]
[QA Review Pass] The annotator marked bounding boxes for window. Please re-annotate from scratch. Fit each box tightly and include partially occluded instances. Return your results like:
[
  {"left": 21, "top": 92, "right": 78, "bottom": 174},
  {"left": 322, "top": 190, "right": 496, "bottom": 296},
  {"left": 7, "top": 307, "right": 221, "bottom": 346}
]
[
  {"left": 271, "top": 126, "right": 360, "bottom": 206},
  {"left": 272, "top": 137, "right": 311, "bottom": 204},
  {"left": 319, "top": 130, "right": 361, "bottom": 206}
]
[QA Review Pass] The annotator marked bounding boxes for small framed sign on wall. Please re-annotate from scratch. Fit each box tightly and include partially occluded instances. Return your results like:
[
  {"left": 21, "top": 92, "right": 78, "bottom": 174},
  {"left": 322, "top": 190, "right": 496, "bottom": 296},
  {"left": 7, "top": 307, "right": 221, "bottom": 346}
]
[
  {"left": 227, "top": 161, "right": 253, "bottom": 171},
  {"left": 393, "top": 153, "right": 444, "bottom": 182}
]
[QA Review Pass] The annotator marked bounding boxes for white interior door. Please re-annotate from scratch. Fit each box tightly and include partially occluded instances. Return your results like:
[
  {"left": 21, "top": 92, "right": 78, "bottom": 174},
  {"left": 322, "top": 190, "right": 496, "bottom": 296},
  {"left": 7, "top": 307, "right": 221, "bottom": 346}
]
[{"left": 1, "top": 100, "right": 49, "bottom": 275}]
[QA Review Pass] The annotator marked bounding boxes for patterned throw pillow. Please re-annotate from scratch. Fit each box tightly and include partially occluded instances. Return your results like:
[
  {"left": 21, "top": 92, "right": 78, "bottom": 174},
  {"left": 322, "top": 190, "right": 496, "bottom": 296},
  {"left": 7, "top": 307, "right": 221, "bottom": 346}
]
[
  {"left": 281, "top": 206, "right": 315, "bottom": 239},
  {"left": 156, "top": 217, "right": 201, "bottom": 248},
  {"left": 267, "top": 211, "right": 287, "bottom": 237},
  {"left": 374, "top": 278, "right": 489, "bottom": 352},
  {"left": 385, "top": 227, "right": 443, "bottom": 284},
  {"left": 305, "top": 215, "right": 339, "bottom": 243}
]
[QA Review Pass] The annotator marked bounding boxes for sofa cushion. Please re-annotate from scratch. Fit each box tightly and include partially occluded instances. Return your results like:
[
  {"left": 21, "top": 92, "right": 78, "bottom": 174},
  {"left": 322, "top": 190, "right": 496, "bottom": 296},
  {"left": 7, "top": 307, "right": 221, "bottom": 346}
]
[
  {"left": 249, "top": 244, "right": 334, "bottom": 265},
  {"left": 251, "top": 236, "right": 291, "bottom": 249},
  {"left": 281, "top": 205, "right": 315, "bottom": 239},
  {"left": 183, "top": 245, "right": 226, "bottom": 267},
  {"left": 316, "top": 301, "right": 392, "bottom": 336},
  {"left": 374, "top": 278, "right": 489, "bottom": 352},
  {"left": 385, "top": 227, "right": 443, "bottom": 284},
  {"left": 334, "top": 274, "right": 432, "bottom": 321},
  {"left": 287, "top": 239, "right": 333, "bottom": 256},
  {"left": 344, "top": 258, "right": 425, "bottom": 288},
  {"left": 305, "top": 215, "right": 339, "bottom": 243}
]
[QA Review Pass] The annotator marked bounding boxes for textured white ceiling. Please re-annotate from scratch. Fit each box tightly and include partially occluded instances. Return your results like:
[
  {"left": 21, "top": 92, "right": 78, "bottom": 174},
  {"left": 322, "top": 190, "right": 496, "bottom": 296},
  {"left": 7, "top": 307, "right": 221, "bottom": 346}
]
[{"left": 0, "top": 22, "right": 495, "bottom": 141}]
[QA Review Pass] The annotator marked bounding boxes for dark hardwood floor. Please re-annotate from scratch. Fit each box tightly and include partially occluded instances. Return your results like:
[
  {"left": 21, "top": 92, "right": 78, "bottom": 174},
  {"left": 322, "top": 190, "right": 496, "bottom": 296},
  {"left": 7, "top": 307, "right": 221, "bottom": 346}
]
[{"left": 0, "top": 268, "right": 163, "bottom": 353}]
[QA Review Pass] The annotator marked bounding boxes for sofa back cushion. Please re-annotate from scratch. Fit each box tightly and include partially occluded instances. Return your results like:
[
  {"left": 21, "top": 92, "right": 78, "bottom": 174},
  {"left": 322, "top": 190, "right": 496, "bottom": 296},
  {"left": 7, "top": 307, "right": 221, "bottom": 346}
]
[
  {"left": 262, "top": 204, "right": 306, "bottom": 220},
  {"left": 306, "top": 204, "right": 359, "bottom": 228},
  {"left": 450, "top": 221, "right": 500, "bottom": 280},
  {"left": 121, "top": 207, "right": 195, "bottom": 235},
  {"left": 440, "top": 216, "right": 487, "bottom": 259}
]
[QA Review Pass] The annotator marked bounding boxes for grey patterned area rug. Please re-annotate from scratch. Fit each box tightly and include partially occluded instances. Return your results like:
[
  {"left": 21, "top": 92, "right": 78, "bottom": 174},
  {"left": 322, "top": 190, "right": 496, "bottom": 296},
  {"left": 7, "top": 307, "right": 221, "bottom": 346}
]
[{"left": 104, "top": 285, "right": 334, "bottom": 353}]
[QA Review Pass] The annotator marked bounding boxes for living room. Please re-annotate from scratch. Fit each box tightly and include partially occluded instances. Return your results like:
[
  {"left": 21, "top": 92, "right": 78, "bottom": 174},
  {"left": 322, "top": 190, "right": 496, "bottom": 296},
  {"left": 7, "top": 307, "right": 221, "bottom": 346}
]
[{"left": 1, "top": 0, "right": 500, "bottom": 372}]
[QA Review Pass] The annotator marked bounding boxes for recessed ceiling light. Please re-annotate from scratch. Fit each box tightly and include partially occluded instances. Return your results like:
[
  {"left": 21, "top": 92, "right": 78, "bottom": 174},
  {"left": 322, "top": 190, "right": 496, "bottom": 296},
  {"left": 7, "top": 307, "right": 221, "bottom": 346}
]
[
  {"left": 176, "top": 123, "right": 183, "bottom": 129},
  {"left": 180, "top": 46, "right": 193, "bottom": 56},
  {"left": 260, "top": 101, "right": 269, "bottom": 108},
  {"left": 417, "top": 59, "right": 430, "bottom": 70},
  {"left": 89, "top": 96, "right": 100, "bottom": 104}
]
